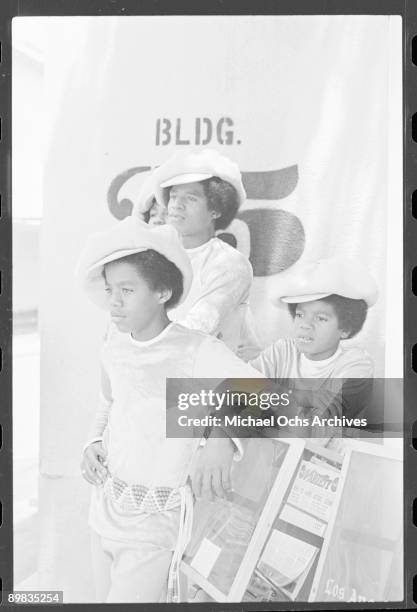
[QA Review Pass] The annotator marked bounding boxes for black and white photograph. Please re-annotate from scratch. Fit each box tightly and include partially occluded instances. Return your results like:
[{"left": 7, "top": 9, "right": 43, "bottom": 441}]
[{"left": 11, "top": 14, "right": 403, "bottom": 605}]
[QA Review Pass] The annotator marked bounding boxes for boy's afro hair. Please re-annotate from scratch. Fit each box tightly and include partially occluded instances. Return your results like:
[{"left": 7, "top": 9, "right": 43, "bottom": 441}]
[
  {"left": 288, "top": 294, "right": 368, "bottom": 338},
  {"left": 112, "top": 249, "right": 183, "bottom": 310}
]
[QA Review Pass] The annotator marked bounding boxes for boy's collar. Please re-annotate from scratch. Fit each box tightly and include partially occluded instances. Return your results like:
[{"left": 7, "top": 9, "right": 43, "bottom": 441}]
[
  {"left": 129, "top": 322, "right": 175, "bottom": 347},
  {"left": 299, "top": 343, "right": 343, "bottom": 364}
]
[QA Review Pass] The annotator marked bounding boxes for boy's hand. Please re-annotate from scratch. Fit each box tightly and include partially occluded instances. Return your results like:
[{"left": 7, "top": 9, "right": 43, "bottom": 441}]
[
  {"left": 190, "top": 437, "right": 234, "bottom": 501},
  {"left": 81, "top": 441, "right": 108, "bottom": 486}
]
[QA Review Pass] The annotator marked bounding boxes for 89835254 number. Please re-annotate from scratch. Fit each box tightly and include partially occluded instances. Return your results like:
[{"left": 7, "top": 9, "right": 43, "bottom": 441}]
[{"left": 4, "top": 591, "right": 63, "bottom": 605}]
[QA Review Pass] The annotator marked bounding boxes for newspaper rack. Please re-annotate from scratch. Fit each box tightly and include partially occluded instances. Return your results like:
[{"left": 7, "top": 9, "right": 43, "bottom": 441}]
[{"left": 180, "top": 438, "right": 403, "bottom": 603}]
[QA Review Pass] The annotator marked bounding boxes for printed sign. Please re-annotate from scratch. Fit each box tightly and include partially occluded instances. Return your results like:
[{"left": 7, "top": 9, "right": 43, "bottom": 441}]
[{"left": 287, "top": 460, "right": 340, "bottom": 523}]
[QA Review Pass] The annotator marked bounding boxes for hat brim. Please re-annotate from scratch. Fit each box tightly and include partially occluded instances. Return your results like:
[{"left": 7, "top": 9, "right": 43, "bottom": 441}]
[
  {"left": 281, "top": 292, "right": 331, "bottom": 304},
  {"left": 160, "top": 173, "right": 213, "bottom": 188},
  {"left": 86, "top": 247, "right": 147, "bottom": 276}
]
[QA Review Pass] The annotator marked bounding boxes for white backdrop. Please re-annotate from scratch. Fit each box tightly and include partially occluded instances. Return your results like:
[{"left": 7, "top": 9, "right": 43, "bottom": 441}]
[{"left": 30, "top": 16, "right": 402, "bottom": 600}]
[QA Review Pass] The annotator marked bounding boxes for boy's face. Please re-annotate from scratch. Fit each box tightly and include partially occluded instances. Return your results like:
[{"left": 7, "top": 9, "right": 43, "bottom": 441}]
[
  {"left": 292, "top": 299, "right": 348, "bottom": 361},
  {"left": 167, "top": 182, "right": 217, "bottom": 237},
  {"left": 103, "top": 260, "right": 166, "bottom": 336}
]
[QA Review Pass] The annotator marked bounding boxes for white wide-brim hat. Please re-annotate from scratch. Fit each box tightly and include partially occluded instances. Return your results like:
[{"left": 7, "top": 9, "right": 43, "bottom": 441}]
[
  {"left": 76, "top": 216, "right": 193, "bottom": 309},
  {"left": 153, "top": 149, "right": 246, "bottom": 208},
  {"left": 275, "top": 257, "right": 378, "bottom": 307}
]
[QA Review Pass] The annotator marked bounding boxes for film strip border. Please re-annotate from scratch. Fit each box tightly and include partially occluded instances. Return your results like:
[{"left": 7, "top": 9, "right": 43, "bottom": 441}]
[
  {"left": 0, "top": 1, "right": 415, "bottom": 610},
  {"left": 407, "top": 1, "right": 417, "bottom": 607},
  {"left": 0, "top": 1, "right": 11, "bottom": 607}
]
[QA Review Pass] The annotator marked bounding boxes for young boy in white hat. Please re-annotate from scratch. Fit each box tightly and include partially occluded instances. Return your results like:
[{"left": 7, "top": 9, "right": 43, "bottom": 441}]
[
  {"left": 195, "top": 258, "right": 378, "bottom": 449},
  {"left": 133, "top": 149, "right": 260, "bottom": 360},
  {"left": 233, "top": 256, "right": 378, "bottom": 431},
  {"left": 249, "top": 257, "right": 377, "bottom": 380},
  {"left": 77, "top": 216, "right": 262, "bottom": 603}
]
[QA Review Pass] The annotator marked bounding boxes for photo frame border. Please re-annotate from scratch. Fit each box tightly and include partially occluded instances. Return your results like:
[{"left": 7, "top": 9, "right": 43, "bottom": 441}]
[{"left": 1, "top": 0, "right": 416, "bottom": 609}]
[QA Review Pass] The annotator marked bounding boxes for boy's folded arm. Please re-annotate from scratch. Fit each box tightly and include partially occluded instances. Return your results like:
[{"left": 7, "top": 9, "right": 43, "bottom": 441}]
[
  {"left": 212, "top": 377, "right": 373, "bottom": 439},
  {"left": 281, "top": 377, "right": 373, "bottom": 421},
  {"left": 327, "top": 376, "right": 373, "bottom": 419},
  {"left": 304, "top": 353, "right": 374, "bottom": 419},
  {"left": 82, "top": 365, "right": 113, "bottom": 453},
  {"left": 292, "top": 351, "right": 374, "bottom": 419}
]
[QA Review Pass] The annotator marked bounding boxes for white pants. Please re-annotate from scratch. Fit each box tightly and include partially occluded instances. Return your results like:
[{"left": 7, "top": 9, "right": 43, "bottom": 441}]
[{"left": 90, "top": 509, "right": 180, "bottom": 603}]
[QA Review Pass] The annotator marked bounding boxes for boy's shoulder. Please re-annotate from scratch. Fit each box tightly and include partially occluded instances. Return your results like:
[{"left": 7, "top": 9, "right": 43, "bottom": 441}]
[
  {"left": 209, "top": 238, "right": 252, "bottom": 272},
  {"left": 104, "top": 320, "right": 210, "bottom": 351},
  {"left": 169, "top": 322, "right": 212, "bottom": 344},
  {"left": 266, "top": 339, "right": 374, "bottom": 377},
  {"left": 336, "top": 344, "right": 374, "bottom": 376}
]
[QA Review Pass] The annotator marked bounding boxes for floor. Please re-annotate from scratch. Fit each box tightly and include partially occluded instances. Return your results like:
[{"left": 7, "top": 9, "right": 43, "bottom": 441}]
[{"left": 13, "top": 332, "right": 40, "bottom": 586}]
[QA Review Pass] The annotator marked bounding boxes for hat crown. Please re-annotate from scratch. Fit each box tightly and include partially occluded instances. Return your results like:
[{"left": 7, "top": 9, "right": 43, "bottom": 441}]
[
  {"left": 153, "top": 148, "right": 246, "bottom": 208},
  {"left": 277, "top": 256, "right": 378, "bottom": 307},
  {"left": 77, "top": 216, "right": 193, "bottom": 309},
  {"left": 166, "top": 148, "right": 240, "bottom": 175}
]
